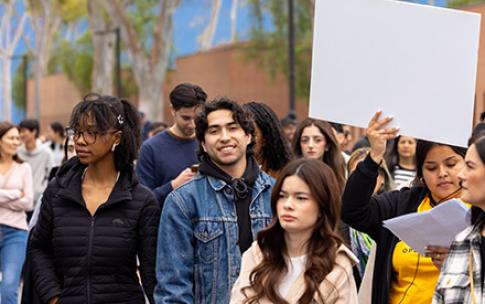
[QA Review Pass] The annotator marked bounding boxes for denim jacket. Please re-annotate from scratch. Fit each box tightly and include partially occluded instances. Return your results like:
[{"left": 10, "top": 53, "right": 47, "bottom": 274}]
[{"left": 154, "top": 171, "right": 274, "bottom": 304}]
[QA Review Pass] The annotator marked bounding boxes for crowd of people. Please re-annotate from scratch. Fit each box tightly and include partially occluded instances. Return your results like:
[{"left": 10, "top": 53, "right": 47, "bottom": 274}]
[{"left": 0, "top": 82, "right": 484, "bottom": 303}]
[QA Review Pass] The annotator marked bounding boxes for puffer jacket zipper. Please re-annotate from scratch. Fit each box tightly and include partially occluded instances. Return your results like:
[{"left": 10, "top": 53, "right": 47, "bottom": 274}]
[{"left": 87, "top": 216, "right": 95, "bottom": 304}]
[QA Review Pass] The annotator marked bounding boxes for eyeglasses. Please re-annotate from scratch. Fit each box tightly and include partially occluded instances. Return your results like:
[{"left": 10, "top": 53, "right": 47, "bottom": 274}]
[{"left": 67, "top": 127, "right": 117, "bottom": 145}]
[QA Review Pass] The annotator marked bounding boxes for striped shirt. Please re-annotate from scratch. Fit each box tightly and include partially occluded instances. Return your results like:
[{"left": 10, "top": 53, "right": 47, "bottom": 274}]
[{"left": 391, "top": 165, "right": 416, "bottom": 190}]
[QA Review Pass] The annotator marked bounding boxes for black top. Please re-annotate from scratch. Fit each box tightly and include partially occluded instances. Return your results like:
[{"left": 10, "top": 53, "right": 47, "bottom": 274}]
[
  {"left": 342, "top": 154, "right": 428, "bottom": 304},
  {"left": 29, "top": 158, "right": 160, "bottom": 304}
]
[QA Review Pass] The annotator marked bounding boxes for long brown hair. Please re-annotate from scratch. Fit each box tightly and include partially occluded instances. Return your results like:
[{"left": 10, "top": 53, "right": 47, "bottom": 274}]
[
  {"left": 291, "top": 118, "right": 346, "bottom": 192},
  {"left": 242, "top": 158, "right": 344, "bottom": 303},
  {"left": 0, "top": 122, "right": 23, "bottom": 163}
]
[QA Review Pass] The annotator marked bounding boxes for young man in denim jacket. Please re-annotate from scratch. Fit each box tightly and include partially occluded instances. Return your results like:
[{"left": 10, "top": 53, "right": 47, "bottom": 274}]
[{"left": 154, "top": 98, "right": 274, "bottom": 304}]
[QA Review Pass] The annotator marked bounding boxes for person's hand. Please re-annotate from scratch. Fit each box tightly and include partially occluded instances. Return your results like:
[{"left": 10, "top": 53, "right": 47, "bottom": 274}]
[
  {"left": 425, "top": 245, "right": 449, "bottom": 269},
  {"left": 48, "top": 297, "right": 58, "bottom": 304},
  {"left": 171, "top": 168, "right": 196, "bottom": 190},
  {"left": 367, "top": 110, "right": 399, "bottom": 164},
  {"left": 19, "top": 191, "right": 24, "bottom": 198}
]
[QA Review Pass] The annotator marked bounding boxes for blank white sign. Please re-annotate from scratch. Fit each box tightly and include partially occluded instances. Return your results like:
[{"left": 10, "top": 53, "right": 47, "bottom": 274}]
[{"left": 309, "top": 0, "right": 481, "bottom": 147}]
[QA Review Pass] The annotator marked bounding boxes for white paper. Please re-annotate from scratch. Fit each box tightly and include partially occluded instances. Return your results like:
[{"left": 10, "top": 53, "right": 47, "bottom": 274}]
[
  {"left": 383, "top": 199, "right": 471, "bottom": 255},
  {"left": 309, "top": 0, "right": 481, "bottom": 147}
]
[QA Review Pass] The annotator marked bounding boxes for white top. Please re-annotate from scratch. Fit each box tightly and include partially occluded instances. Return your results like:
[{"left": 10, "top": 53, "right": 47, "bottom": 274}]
[{"left": 278, "top": 255, "right": 307, "bottom": 298}]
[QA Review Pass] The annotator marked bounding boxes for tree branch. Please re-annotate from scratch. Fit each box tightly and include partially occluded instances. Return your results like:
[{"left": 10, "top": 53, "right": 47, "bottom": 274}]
[
  {"left": 151, "top": 0, "right": 179, "bottom": 64},
  {"left": 230, "top": 0, "right": 239, "bottom": 43},
  {"left": 105, "top": 0, "right": 142, "bottom": 56},
  {"left": 198, "top": 0, "right": 222, "bottom": 50}
]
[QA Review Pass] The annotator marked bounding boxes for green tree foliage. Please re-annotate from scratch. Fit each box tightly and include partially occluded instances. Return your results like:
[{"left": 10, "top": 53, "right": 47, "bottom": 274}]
[
  {"left": 47, "top": 11, "right": 139, "bottom": 98},
  {"left": 125, "top": 0, "right": 160, "bottom": 53},
  {"left": 48, "top": 32, "right": 93, "bottom": 95},
  {"left": 56, "top": 0, "right": 87, "bottom": 22},
  {"left": 12, "top": 56, "right": 29, "bottom": 110},
  {"left": 246, "top": 0, "right": 313, "bottom": 100},
  {"left": 448, "top": 0, "right": 485, "bottom": 7}
]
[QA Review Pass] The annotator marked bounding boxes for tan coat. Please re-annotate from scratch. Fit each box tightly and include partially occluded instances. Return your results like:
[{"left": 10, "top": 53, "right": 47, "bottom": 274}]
[{"left": 230, "top": 242, "right": 359, "bottom": 304}]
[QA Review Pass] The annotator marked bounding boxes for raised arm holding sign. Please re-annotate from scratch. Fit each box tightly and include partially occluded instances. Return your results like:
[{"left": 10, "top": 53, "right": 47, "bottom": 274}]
[{"left": 341, "top": 111, "right": 467, "bottom": 304}]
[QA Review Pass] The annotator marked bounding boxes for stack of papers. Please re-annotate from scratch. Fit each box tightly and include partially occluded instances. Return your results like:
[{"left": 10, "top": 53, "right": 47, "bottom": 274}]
[{"left": 383, "top": 199, "right": 471, "bottom": 255}]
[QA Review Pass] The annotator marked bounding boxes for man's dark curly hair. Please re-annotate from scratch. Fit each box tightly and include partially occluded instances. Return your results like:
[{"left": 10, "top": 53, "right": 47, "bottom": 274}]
[
  {"left": 195, "top": 97, "right": 256, "bottom": 159},
  {"left": 243, "top": 102, "right": 292, "bottom": 173}
]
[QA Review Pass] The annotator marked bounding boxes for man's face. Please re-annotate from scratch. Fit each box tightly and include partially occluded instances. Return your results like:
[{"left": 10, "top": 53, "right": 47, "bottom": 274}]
[
  {"left": 282, "top": 124, "right": 297, "bottom": 143},
  {"left": 172, "top": 106, "right": 197, "bottom": 137},
  {"left": 201, "top": 109, "right": 251, "bottom": 170},
  {"left": 20, "top": 128, "right": 36, "bottom": 144}
]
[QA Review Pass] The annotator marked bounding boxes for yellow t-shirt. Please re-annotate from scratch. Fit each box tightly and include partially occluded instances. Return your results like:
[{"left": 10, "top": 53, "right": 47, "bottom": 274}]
[{"left": 389, "top": 196, "right": 439, "bottom": 304}]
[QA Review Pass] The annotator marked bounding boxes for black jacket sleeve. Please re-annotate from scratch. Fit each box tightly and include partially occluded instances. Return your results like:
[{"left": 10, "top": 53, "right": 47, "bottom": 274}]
[
  {"left": 137, "top": 189, "right": 161, "bottom": 304},
  {"left": 28, "top": 186, "right": 62, "bottom": 303},
  {"left": 341, "top": 154, "right": 404, "bottom": 240}
]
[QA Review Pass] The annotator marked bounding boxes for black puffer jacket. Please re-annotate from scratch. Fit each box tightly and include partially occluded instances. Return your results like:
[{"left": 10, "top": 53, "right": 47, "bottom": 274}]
[
  {"left": 29, "top": 158, "right": 160, "bottom": 304},
  {"left": 341, "top": 155, "right": 427, "bottom": 304}
]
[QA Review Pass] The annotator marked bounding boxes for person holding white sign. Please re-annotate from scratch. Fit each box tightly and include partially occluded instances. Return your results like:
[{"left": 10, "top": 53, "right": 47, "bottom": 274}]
[
  {"left": 341, "top": 111, "right": 466, "bottom": 304},
  {"left": 433, "top": 133, "right": 485, "bottom": 303}
]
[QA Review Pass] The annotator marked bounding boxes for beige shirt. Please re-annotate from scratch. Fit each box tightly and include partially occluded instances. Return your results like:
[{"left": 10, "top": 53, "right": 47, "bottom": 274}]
[
  {"left": 230, "top": 242, "right": 359, "bottom": 304},
  {"left": 0, "top": 162, "right": 33, "bottom": 230}
]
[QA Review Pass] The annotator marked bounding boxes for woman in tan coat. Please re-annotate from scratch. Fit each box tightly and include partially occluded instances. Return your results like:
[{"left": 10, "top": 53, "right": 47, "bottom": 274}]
[{"left": 230, "top": 158, "right": 358, "bottom": 304}]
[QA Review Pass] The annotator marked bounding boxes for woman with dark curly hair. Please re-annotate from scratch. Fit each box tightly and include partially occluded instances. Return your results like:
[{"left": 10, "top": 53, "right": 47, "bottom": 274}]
[
  {"left": 243, "top": 102, "right": 292, "bottom": 178},
  {"left": 230, "top": 158, "right": 358, "bottom": 303}
]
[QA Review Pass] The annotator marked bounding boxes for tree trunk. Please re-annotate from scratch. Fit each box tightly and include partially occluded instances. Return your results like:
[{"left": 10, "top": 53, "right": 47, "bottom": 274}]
[
  {"left": 104, "top": 0, "right": 179, "bottom": 121},
  {"left": 137, "top": 77, "right": 164, "bottom": 120},
  {"left": 2, "top": 59, "right": 12, "bottom": 121},
  {"left": 230, "top": 0, "right": 239, "bottom": 43},
  {"left": 0, "top": 1, "right": 26, "bottom": 121},
  {"left": 199, "top": 0, "right": 222, "bottom": 50},
  {"left": 28, "top": 0, "right": 62, "bottom": 119},
  {"left": 88, "top": 0, "right": 115, "bottom": 95}
]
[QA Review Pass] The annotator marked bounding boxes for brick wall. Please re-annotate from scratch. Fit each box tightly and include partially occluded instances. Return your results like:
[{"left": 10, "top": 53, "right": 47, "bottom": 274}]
[{"left": 162, "top": 44, "right": 308, "bottom": 124}]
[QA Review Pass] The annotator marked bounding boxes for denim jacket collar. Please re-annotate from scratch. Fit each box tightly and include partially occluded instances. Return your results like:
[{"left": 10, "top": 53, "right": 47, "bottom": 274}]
[{"left": 205, "top": 171, "right": 273, "bottom": 193}]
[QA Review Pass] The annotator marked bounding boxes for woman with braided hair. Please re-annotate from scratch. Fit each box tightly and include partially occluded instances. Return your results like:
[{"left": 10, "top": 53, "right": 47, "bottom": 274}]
[{"left": 28, "top": 94, "right": 160, "bottom": 304}]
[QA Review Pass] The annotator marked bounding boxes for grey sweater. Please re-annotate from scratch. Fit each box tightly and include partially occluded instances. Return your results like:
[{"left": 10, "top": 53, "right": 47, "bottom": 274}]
[{"left": 18, "top": 140, "right": 54, "bottom": 204}]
